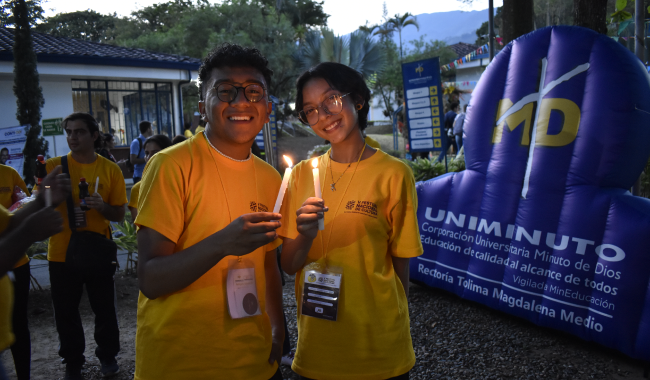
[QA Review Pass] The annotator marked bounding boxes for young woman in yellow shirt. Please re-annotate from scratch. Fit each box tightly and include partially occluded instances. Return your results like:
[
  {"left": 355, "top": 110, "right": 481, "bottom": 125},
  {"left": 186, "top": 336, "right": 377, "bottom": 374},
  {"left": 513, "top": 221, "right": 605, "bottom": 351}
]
[{"left": 279, "top": 62, "right": 423, "bottom": 380}]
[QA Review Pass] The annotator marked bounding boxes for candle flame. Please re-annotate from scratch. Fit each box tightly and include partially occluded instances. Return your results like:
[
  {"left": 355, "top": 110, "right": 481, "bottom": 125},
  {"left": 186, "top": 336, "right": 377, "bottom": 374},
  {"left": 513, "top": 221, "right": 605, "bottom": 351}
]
[
  {"left": 283, "top": 155, "right": 293, "bottom": 167},
  {"left": 311, "top": 158, "right": 318, "bottom": 168}
]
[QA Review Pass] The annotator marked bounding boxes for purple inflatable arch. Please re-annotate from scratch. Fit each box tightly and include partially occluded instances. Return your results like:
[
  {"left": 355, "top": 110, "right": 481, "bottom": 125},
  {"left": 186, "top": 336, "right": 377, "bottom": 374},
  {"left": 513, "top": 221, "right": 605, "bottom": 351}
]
[{"left": 411, "top": 26, "right": 650, "bottom": 360}]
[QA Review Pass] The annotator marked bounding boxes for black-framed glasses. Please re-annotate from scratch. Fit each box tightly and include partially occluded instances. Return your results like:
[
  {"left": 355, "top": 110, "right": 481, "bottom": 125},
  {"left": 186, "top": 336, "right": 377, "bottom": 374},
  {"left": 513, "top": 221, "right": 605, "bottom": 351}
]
[
  {"left": 213, "top": 83, "right": 266, "bottom": 103},
  {"left": 299, "top": 93, "right": 350, "bottom": 126}
]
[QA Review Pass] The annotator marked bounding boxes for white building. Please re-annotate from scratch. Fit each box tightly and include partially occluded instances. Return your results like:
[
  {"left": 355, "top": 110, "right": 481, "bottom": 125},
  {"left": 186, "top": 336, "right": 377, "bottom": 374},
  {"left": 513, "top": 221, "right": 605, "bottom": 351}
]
[{"left": 0, "top": 27, "right": 200, "bottom": 157}]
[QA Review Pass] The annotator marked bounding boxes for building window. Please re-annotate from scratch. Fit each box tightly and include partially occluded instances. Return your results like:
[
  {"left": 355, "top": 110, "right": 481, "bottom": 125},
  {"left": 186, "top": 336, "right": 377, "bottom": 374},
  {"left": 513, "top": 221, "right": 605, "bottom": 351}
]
[{"left": 71, "top": 80, "right": 174, "bottom": 146}]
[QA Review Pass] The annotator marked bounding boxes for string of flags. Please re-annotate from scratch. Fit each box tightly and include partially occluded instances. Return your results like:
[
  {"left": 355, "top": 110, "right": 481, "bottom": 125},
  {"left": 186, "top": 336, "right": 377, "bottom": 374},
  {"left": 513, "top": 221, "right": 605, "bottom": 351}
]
[{"left": 441, "top": 38, "right": 503, "bottom": 72}]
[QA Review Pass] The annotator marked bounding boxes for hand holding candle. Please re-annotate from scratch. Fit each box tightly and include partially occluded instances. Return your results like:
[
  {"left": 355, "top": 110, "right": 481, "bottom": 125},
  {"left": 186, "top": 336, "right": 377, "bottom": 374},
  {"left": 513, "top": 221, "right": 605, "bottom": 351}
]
[
  {"left": 273, "top": 155, "right": 293, "bottom": 214},
  {"left": 44, "top": 186, "right": 52, "bottom": 207},
  {"left": 95, "top": 177, "right": 100, "bottom": 194},
  {"left": 311, "top": 158, "right": 325, "bottom": 231}
]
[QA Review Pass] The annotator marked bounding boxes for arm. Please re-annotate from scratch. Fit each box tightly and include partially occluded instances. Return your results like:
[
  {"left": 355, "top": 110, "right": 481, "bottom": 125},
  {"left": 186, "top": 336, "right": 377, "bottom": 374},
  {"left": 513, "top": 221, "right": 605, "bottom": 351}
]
[
  {"left": 392, "top": 257, "right": 410, "bottom": 299},
  {"left": 128, "top": 206, "right": 138, "bottom": 222},
  {"left": 280, "top": 197, "right": 327, "bottom": 275},
  {"left": 265, "top": 247, "right": 284, "bottom": 366},
  {"left": 0, "top": 207, "right": 63, "bottom": 276},
  {"left": 130, "top": 154, "right": 146, "bottom": 166},
  {"left": 8, "top": 166, "right": 70, "bottom": 229},
  {"left": 137, "top": 212, "right": 281, "bottom": 299}
]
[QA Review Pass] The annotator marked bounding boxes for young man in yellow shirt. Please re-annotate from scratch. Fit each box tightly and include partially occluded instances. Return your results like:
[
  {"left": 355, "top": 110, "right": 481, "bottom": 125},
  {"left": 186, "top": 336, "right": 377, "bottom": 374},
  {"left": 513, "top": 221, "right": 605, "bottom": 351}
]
[
  {"left": 134, "top": 43, "right": 285, "bottom": 380},
  {"left": 46, "top": 113, "right": 127, "bottom": 380},
  {"left": 0, "top": 164, "right": 32, "bottom": 380},
  {"left": 0, "top": 167, "right": 69, "bottom": 380}
]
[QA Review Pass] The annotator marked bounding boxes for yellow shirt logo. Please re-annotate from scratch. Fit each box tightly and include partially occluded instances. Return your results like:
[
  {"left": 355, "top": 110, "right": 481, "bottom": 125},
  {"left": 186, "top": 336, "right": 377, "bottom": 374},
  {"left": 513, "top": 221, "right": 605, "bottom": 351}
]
[{"left": 308, "top": 274, "right": 316, "bottom": 283}]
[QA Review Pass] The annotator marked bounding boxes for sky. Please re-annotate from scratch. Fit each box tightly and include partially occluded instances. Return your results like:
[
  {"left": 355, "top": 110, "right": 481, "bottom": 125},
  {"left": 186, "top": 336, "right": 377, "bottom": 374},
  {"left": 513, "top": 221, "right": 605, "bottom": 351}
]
[{"left": 41, "top": 0, "right": 503, "bottom": 36}]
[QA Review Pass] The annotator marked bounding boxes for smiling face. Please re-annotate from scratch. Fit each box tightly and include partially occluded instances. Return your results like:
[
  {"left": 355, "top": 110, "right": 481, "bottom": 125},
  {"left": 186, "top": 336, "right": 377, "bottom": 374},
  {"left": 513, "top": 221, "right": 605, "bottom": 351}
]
[
  {"left": 198, "top": 66, "right": 272, "bottom": 150},
  {"left": 65, "top": 119, "right": 98, "bottom": 154},
  {"left": 301, "top": 77, "right": 360, "bottom": 145}
]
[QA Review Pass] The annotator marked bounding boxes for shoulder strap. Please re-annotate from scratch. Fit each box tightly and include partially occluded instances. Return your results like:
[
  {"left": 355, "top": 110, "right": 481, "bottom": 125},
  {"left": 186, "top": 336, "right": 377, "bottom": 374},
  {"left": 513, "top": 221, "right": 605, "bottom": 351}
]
[
  {"left": 61, "top": 156, "right": 76, "bottom": 231},
  {"left": 137, "top": 137, "right": 144, "bottom": 158}
]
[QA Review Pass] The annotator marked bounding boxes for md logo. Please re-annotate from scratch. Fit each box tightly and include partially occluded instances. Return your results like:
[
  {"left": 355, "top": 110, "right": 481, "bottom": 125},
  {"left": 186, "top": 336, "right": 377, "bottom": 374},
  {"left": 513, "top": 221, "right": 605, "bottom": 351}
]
[{"left": 492, "top": 59, "right": 589, "bottom": 148}]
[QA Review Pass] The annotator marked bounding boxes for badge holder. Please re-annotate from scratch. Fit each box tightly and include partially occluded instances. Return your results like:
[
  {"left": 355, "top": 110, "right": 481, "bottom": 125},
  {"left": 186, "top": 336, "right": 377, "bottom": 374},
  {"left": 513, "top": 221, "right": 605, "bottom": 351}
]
[
  {"left": 300, "top": 260, "right": 343, "bottom": 322},
  {"left": 226, "top": 257, "right": 261, "bottom": 319}
]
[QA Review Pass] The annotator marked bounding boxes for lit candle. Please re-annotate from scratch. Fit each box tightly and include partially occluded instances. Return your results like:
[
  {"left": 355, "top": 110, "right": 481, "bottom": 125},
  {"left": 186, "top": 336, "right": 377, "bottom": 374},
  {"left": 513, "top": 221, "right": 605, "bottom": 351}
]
[
  {"left": 273, "top": 155, "right": 293, "bottom": 213},
  {"left": 311, "top": 158, "right": 325, "bottom": 231},
  {"left": 45, "top": 185, "right": 52, "bottom": 207},
  {"left": 95, "top": 177, "right": 100, "bottom": 195}
]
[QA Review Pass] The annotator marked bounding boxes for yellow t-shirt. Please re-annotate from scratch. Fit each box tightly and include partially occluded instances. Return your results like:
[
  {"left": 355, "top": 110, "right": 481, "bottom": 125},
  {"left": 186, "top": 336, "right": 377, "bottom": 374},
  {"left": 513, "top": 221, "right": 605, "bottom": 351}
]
[
  {"left": 194, "top": 126, "right": 205, "bottom": 135},
  {"left": 128, "top": 182, "right": 141, "bottom": 210},
  {"left": 0, "top": 206, "right": 15, "bottom": 351},
  {"left": 184, "top": 129, "right": 194, "bottom": 138},
  {"left": 46, "top": 153, "right": 127, "bottom": 262},
  {"left": 365, "top": 135, "right": 382, "bottom": 149},
  {"left": 134, "top": 135, "right": 282, "bottom": 380},
  {"left": 278, "top": 149, "right": 423, "bottom": 380},
  {"left": 0, "top": 165, "right": 30, "bottom": 267}
]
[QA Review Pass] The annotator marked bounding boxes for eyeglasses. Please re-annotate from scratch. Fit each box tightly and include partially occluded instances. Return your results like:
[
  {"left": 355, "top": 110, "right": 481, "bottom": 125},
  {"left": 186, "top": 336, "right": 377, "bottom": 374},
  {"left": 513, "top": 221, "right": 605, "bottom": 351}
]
[
  {"left": 298, "top": 93, "right": 350, "bottom": 126},
  {"left": 213, "top": 83, "right": 266, "bottom": 103}
]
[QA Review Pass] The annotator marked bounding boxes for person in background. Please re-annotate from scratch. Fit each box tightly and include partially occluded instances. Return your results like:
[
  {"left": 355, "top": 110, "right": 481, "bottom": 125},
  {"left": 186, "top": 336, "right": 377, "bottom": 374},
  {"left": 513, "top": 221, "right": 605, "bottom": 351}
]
[
  {"left": 128, "top": 135, "right": 173, "bottom": 222},
  {"left": 0, "top": 148, "right": 9, "bottom": 165},
  {"left": 134, "top": 43, "right": 284, "bottom": 380},
  {"left": 280, "top": 62, "right": 423, "bottom": 380},
  {"left": 46, "top": 113, "right": 127, "bottom": 380},
  {"left": 0, "top": 165, "right": 31, "bottom": 380},
  {"left": 435, "top": 102, "right": 459, "bottom": 163},
  {"left": 183, "top": 122, "right": 194, "bottom": 138},
  {"left": 453, "top": 104, "right": 467, "bottom": 153},
  {"left": 130, "top": 121, "right": 153, "bottom": 184},
  {"left": 0, "top": 168, "right": 69, "bottom": 380},
  {"left": 171, "top": 135, "right": 187, "bottom": 145}
]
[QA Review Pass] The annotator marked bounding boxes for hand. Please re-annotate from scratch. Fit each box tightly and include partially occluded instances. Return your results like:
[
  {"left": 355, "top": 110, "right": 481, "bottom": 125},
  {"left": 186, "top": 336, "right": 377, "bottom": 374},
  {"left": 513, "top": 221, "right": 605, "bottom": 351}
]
[
  {"left": 268, "top": 338, "right": 283, "bottom": 366},
  {"left": 217, "top": 213, "right": 281, "bottom": 257},
  {"left": 85, "top": 192, "right": 105, "bottom": 211},
  {"left": 296, "top": 197, "right": 328, "bottom": 240},
  {"left": 39, "top": 166, "right": 70, "bottom": 206},
  {"left": 24, "top": 206, "right": 63, "bottom": 241}
]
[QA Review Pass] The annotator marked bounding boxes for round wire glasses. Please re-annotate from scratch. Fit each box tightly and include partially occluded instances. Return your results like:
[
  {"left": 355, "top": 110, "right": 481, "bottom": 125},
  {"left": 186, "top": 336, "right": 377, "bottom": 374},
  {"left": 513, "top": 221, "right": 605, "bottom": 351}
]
[{"left": 298, "top": 93, "right": 350, "bottom": 126}]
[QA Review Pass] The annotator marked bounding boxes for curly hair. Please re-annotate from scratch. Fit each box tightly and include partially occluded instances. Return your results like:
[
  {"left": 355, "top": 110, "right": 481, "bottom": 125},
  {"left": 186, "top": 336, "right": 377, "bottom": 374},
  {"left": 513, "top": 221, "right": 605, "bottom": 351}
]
[
  {"left": 198, "top": 43, "right": 273, "bottom": 101},
  {"left": 295, "top": 62, "right": 371, "bottom": 131}
]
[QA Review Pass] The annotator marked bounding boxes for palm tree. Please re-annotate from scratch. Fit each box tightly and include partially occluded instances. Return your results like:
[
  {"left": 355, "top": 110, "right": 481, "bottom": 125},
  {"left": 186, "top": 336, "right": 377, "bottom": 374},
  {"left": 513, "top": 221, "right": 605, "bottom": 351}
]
[
  {"left": 294, "top": 28, "right": 386, "bottom": 79},
  {"left": 387, "top": 12, "right": 419, "bottom": 60}
]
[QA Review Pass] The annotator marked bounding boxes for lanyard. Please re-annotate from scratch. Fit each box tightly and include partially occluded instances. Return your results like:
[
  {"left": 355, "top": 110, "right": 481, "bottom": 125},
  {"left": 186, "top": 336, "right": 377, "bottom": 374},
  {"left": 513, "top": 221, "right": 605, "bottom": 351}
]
[
  {"left": 319, "top": 146, "right": 366, "bottom": 265},
  {"left": 204, "top": 135, "right": 260, "bottom": 263}
]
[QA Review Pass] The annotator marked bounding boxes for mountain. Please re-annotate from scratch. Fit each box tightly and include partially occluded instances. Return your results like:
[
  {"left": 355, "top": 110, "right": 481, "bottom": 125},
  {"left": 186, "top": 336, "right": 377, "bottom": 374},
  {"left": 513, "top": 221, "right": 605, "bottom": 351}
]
[{"left": 391, "top": 9, "right": 491, "bottom": 51}]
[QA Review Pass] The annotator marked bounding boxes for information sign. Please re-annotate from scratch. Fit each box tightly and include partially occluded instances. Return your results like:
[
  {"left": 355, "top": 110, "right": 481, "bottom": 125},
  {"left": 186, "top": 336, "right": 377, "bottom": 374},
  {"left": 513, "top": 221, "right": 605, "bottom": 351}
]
[{"left": 401, "top": 58, "right": 445, "bottom": 153}]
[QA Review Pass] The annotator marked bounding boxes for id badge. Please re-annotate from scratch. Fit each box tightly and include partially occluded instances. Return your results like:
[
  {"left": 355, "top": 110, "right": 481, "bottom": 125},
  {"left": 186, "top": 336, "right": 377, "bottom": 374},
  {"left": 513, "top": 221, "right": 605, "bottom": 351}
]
[
  {"left": 226, "top": 258, "right": 261, "bottom": 319},
  {"left": 73, "top": 207, "right": 87, "bottom": 228},
  {"left": 301, "top": 269, "right": 342, "bottom": 321}
]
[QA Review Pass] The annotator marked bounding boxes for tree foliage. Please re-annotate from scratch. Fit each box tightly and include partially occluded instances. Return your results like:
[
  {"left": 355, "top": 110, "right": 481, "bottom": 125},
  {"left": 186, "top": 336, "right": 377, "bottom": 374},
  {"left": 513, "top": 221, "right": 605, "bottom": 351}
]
[
  {"left": 34, "top": 10, "right": 119, "bottom": 43},
  {"left": 11, "top": 0, "right": 47, "bottom": 184},
  {"left": 0, "top": 0, "right": 42, "bottom": 27}
]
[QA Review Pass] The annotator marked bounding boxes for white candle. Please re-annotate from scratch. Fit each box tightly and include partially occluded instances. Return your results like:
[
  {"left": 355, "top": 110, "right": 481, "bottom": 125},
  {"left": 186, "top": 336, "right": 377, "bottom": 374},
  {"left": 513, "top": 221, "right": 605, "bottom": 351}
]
[
  {"left": 311, "top": 158, "right": 325, "bottom": 230},
  {"left": 273, "top": 156, "right": 293, "bottom": 213},
  {"left": 95, "top": 176, "right": 100, "bottom": 194},
  {"left": 45, "top": 186, "right": 52, "bottom": 207}
]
